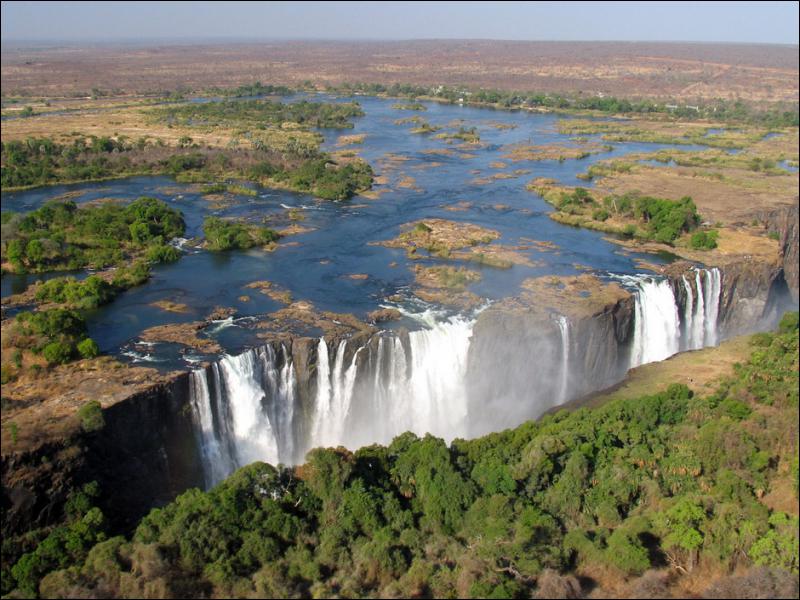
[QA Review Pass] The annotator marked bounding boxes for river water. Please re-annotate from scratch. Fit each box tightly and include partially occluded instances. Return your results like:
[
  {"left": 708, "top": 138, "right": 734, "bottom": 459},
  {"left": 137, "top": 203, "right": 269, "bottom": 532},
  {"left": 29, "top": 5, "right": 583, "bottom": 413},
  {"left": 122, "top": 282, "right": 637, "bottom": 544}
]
[{"left": 2, "top": 94, "right": 708, "bottom": 364}]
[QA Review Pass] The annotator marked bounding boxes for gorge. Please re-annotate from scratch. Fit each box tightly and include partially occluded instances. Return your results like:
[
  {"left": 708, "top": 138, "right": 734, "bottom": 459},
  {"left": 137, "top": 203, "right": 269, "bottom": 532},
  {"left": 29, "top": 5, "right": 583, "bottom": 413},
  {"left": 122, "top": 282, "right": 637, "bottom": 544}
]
[{"left": 186, "top": 263, "right": 790, "bottom": 487}]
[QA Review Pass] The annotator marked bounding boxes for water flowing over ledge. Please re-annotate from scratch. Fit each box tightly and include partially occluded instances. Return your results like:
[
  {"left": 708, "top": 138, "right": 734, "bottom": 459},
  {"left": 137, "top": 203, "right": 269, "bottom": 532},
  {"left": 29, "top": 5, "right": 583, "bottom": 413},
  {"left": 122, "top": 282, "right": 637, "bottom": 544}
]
[{"left": 190, "top": 269, "right": 725, "bottom": 486}]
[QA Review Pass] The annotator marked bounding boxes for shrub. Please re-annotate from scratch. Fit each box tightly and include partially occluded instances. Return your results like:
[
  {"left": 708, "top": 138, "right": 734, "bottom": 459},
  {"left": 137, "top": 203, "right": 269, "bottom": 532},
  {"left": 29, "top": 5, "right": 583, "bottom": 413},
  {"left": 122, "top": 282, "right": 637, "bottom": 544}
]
[
  {"left": 77, "top": 401, "right": 105, "bottom": 433},
  {"left": 778, "top": 311, "right": 798, "bottom": 334},
  {"left": 42, "top": 341, "right": 74, "bottom": 365},
  {"left": 77, "top": 338, "right": 100, "bottom": 359},
  {"left": 592, "top": 209, "right": 610, "bottom": 221},
  {"left": 145, "top": 243, "right": 181, "bottom": 264},
  {"left": 690, "top": 229, "right": 719, "bottom": 250}
]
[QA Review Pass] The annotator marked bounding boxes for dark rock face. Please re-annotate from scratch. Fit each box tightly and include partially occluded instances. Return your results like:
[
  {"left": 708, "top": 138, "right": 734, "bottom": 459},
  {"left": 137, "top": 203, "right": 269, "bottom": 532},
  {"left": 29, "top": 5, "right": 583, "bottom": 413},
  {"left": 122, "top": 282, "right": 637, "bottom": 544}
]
[
  {"left": 466, "top": 293, "right": 635, "bottom": 437},
  {"left": 86, "top": 373, "right": 204, "bottom": 531},
  {"left": 716, "top": 259, "right": 787, "bottom": 336},
  {"left": 1, "top": 372, "right": 203, "bottom": 537},
  {"left": 757, "top": 204, "right": 799, "bottom": 303}
]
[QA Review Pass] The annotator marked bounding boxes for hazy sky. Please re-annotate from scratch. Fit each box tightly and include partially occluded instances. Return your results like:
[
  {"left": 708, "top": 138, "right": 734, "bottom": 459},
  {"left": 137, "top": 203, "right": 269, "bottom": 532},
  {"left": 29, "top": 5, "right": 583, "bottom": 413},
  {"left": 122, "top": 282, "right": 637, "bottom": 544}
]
[{"left": 2, "top": 1, "right": 799, "bottom": 44}]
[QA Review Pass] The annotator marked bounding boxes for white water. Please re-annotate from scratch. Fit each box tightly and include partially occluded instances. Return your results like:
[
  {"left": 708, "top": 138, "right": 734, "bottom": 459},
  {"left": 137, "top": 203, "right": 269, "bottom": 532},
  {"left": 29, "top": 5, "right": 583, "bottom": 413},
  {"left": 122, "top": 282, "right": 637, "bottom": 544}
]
[
  {"left": 555, "top": 315, "right": 570, "bottom": 404},
  {"left": 190, "top": 272, "right": 723, "bottom": 486},
  {"left": 190, "top": 312, "right": 474, "bottom": 485},
  {"left": 630, "top": 277, "right": 681, "bottom": 366},
  {"left": 629, "top": 268, "right": 722, "bottom": 367},
  {"left": 703, "top": 268, "right": 721, "bottom": 346}
]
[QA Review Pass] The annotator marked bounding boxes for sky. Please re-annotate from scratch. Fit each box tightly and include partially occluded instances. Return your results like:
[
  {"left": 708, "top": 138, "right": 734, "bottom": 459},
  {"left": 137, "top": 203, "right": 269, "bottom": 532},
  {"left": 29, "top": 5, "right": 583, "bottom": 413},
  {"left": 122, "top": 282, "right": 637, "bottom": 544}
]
[{"left": 2, "top": 1, "right": 799, "bottom": 45}]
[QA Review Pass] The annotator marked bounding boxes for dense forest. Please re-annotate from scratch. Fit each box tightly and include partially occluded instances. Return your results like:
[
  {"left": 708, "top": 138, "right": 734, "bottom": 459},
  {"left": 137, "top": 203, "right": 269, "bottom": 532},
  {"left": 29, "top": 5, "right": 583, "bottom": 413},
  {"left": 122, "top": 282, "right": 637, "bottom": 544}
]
[{"left": 3, "top": 313, "right": 797, "bottom": 598}]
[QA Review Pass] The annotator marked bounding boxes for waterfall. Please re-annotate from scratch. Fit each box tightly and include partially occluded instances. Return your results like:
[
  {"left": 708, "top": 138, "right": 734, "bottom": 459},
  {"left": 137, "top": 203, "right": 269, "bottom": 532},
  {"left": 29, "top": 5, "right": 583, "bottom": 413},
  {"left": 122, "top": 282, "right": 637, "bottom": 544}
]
[
  {"left": 555, "top": 315, "right": 570, "bottom": 404},
  {"left": 692, "top": 270, "right": 706, "bottom": 348},
  {"left": 189, "top": 369, "right": 236, "bottom": 488},
  {"left": 188, "top": 346, "right": 298, "bottom": 486},
  {"left": 189, "top": 269, "right": 724, "bottom": 487},
  {"left": 313, "top": 313, "right": 473, "bottom": 449},
  {"left": 630, "top": 277, "right": 681, "bottom": 367},
  {"left": 703, "top": 268, "right": 721, "bottom": 346},
  {"left": 189, "top": 313, "right": 474, "bottom": 487},
  {"left": 629, "top": 267, "right": 722, "bottom": 367},
  {"left": 681, "top": 276, "right": 696, "bottom": 349}
]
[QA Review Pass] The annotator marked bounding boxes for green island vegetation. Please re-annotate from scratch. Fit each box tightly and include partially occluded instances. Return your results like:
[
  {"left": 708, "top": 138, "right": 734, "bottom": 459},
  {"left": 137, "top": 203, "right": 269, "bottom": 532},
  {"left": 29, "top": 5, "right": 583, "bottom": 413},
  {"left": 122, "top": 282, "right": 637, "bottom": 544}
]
[
  {"left": 2, "top": 312, "right": 797, "bottom": 598},
  {"left": 1, "top": 97, "right": 374, "bottom": 200},
  {"left": 434, "top": 126, "right": 480, "bottom": 143},
  {"left": 149, "top": 99, "right": 365, "bottom": 130},
  {"left": 557, "top": 120, "right": 778, "bottom": 151},
  {"left": 392, "top": 102, "right": 427, "bottom": 111},
  {"left": 410, "top": 121, "right": 442, "bottom": 135},
  {"left": 329, "top": 82, "right": 799, "bottom": 128},
  {"left": 1, "top": 263, "right": 150, "bottom": 380},
  {"left": 203, "top": 216, "right": 280, "bottom": 251},
  {"left": 0, "top": 197, "right": 185, "bottom": 274},
  {"left": 203, "top": 81, "right": 294, "bottom": 98},
  {"left": 0, "top": 135, "right": 372, "bottom": 201},
  {"left": 614, "top": 149, "right": 798, "bottom": 175},
  {"left": 531, "top": 184, "right": 718, "bottom": 249}
]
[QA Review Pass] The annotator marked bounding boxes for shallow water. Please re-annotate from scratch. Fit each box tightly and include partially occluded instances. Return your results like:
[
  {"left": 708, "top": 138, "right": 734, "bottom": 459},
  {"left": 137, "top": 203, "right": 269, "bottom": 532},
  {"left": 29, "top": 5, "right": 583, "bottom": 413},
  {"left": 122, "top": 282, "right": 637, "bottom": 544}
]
[{"left": 2, "top": 95, "right": 708, "bottom": 363}]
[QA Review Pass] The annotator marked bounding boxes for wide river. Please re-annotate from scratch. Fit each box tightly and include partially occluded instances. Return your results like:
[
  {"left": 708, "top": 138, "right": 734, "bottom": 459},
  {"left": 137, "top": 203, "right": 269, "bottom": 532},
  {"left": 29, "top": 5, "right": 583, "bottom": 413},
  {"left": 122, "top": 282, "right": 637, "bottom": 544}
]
[{"left": 2, "top": 94, "right": 707, "bottom": 366}]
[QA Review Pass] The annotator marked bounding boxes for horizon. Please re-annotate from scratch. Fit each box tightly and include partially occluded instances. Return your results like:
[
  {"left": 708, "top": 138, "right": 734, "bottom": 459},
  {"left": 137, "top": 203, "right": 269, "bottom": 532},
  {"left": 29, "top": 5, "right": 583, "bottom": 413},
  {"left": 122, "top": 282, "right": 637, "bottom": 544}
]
[
  {"left": 3, "top": 37, "right": 800, "bottom": 48},
  {"left": 2, "top": 1, "right": 799, "bottom": 45}
]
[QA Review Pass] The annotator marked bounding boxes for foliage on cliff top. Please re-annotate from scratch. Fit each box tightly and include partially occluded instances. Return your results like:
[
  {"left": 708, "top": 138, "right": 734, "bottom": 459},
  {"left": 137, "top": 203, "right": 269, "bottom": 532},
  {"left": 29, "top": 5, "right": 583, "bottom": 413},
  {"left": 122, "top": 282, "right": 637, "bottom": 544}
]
[{"left": 4, "top": 313, "right": 797, "bottom": 598}]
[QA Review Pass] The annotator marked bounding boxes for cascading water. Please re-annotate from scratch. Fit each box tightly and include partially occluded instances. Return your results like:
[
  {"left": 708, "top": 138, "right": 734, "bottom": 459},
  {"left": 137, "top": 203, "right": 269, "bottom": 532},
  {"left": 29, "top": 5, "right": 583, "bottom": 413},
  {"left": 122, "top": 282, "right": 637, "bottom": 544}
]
[
  {"left": 190, "top": 270, "right": 723, "bottom": 487},
  {"left": 628, "top": 267, "right": 722, "bottom": 367},
  {"left": 189, "top": 346, "right": 298, "bottom": 486},
  {"left": 555, "top": 315, "right": 570, "bottom": 404},
  {"left": 190, "top": 312, "right": 474, "bottom": 486},
  {"left": 630, "top": 277, "right": 681, "bottom": 367},
  {"left": 189, "top": 369, "right": 236, "bottom": 488},
  {"left": 703, "top": 268, "right": 721, "bottom": 346}
]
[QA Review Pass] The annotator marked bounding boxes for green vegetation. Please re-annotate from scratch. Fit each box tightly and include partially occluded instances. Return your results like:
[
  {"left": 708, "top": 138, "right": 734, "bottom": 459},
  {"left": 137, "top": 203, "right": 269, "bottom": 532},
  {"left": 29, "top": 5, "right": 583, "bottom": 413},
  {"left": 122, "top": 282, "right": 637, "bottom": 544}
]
[
  {"left": 329, "top": 82, "right": 799, "bottom": 127},
  {"left": 270, "top": 157, "right": 374, "bottom": 201},
  {"left": 1, "top": 131, "right": 373, "bottom": 200},
  {"left": 1, "top": 136, "right": 163, "bottom": 188},
  {"left": 77, "top": 401, "right": 105, "bottom": 433},
  {"left": 34, "top": 276, "right": 117, "bottom": 309},
  {"left": 1, "top": 197, "right": 184, "bottom": 273},
  {"left": 538, "top": 185, "right": 706, "bottom": 246},
  {"left": 5, "top": 313, "right": 797, "bottom": 598},
  {"left": 392, "top": 102, "right": 427, "bottom": 111},
  {"left": 409, "top": 121, "right": 442, "bottom": 134},
  {"left": 207, "top": 81, "right": 293, "bottom": 98},
  {"left": 690, "top": 229, "right": 720, "bottom": 250},
  {"left": 150, "top": 99, "right": 365, "bottom": 130},
  {"left": 203, "top": 217, "right": 280, "bottom": 251},
  {"left": 10, "top": 308, "right": 99, "bottom": 366},
  {"left": 435, "top": 126, "right": 480, "bottom": 143}
]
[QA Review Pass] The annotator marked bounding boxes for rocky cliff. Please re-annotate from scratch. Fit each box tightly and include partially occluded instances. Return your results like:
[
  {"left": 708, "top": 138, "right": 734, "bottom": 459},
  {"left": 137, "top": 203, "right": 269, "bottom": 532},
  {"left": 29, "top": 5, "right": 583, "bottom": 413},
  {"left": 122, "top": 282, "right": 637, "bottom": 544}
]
[
  {"left": 758, "top": 203, "right": 799, "bottom": 304},
  {"left": 2, "top": 370, "right": 202, "bottom": 537}
]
